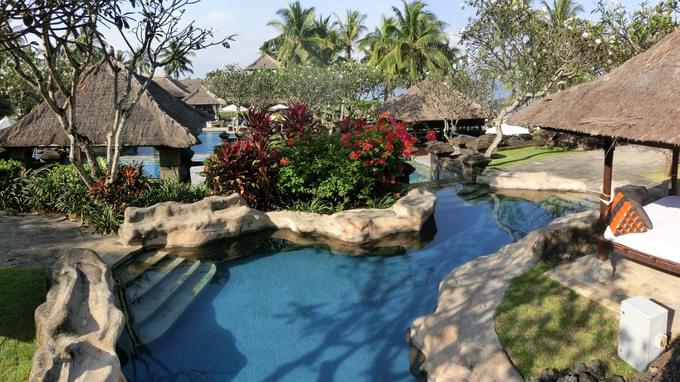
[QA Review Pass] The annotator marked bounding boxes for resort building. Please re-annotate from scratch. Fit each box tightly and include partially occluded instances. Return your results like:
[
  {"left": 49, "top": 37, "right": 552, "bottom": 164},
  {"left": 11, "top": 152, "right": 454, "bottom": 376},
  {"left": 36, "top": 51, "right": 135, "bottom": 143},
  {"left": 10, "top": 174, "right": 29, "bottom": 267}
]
[
  {"left": 246, "top": 52, "right": 281, "bottom": 70},
  {"left": 0, "top": 61, "right": 207, "bottom": 182},
  {"left": 152, "top": 76, "right": 226, "bottom": 120}
]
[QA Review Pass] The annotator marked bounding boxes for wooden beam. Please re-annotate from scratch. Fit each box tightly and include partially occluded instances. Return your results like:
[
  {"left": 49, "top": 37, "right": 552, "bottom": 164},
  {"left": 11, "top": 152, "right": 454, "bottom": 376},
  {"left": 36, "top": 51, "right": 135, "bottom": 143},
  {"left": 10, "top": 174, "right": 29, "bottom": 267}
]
[
  {"left": 598, "top": 137, "right": 616, "bottom": 260},
  {"left": 671, "top": 147, "right": 679, "bottom": 196}
]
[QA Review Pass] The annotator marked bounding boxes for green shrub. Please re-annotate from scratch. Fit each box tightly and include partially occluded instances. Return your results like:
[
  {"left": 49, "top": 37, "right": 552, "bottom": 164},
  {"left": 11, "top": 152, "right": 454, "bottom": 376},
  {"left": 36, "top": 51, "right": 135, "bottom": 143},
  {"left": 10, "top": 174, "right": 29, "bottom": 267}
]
[
  {"left": 0, "top": 162, "right": 208, "bottom": 234},
  {"left": 0, "top": 160, "right": 27, "bottom": 213}
]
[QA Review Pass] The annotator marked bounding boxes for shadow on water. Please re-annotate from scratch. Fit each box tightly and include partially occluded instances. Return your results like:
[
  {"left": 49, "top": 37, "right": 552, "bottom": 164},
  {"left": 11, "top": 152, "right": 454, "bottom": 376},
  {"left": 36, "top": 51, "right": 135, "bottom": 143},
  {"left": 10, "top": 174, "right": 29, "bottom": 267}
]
[
  {"left": 118, "top": 269, "right": 247, "bottom": 382},
  {"left": 118, "top": 184, "right": 593, "bottom": 382}
]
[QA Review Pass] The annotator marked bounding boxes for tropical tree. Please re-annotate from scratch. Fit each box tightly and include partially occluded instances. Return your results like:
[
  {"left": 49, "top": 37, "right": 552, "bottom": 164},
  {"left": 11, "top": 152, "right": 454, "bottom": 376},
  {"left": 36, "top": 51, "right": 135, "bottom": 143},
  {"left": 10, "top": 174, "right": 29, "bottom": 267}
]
[
  {"left": 160, "top": 40, "right": 196, "bottom": 78},
  {"left": 0, "top": 0, "right": 232, "bottom": 187},
  {"left": 376, "top": 0, "right": 450, "bottom": 86},
  {"left": 333, "top": 10, "right": 368, "bottom": 61},
  {"left": 266, "top": 1, "right": 321, "bottom": 65},
  {"left": 540, "top": 0, "right": 583, "bottom": 27},
  {"left": 312, "top": 14, "right": 340, "bottom": 65}
]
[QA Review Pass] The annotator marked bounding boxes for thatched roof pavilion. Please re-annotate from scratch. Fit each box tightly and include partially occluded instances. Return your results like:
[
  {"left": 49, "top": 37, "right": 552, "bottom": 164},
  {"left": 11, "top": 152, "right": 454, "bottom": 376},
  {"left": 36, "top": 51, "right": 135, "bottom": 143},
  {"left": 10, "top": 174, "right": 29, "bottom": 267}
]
[
  {"left": 151, "top": 77, "right": 225, "bottom": 119},
  {"left": 508, "top": 29, "right": 680, "bottom": 148},
  {"left": 246, "top": 52, "right": 281, "bottom": 70},
  {"left": 508, "top": 28, "right": 680, "bottom": 275},
  {"left": 377, "top": 82, "right": 490, "bottom": 133},
  {"left": 0, "top": 61, "right": 208, "bottom": 181},
  {"left": 0, "top": 62, "right": 206, "bottom": 149}
]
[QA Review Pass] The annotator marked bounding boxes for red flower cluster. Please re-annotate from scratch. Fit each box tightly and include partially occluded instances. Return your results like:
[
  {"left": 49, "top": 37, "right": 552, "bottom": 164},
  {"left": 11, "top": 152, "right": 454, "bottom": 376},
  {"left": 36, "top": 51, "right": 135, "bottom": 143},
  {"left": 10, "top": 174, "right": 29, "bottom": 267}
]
[
  {"left": 426, "top": 129, "right": 437, "bottom": 142},
  {"left": 340, "top": 114, "right": 417, "bottom": 179}
]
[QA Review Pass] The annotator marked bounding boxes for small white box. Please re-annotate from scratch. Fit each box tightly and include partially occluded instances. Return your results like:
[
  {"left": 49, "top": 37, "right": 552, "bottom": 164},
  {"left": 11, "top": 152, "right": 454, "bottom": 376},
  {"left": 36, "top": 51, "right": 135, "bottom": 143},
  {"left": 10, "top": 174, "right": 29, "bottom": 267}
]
[{"left": 618, "top": 296, "right": 668, "bottom": 372}]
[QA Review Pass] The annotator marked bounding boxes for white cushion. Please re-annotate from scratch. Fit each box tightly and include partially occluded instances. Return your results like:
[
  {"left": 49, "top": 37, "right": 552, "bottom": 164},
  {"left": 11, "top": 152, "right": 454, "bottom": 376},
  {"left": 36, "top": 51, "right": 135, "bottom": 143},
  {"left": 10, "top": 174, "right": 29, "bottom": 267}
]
[{"left": 604, "top": 196, "right": 680, "bottom": 264}]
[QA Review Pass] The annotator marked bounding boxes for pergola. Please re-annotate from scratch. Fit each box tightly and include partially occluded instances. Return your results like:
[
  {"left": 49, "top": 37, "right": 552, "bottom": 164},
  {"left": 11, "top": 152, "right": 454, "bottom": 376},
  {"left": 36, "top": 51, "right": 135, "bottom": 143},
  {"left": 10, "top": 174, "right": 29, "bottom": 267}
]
[{"left": 508, "top": 29, "right": 680, "bottom": 275}]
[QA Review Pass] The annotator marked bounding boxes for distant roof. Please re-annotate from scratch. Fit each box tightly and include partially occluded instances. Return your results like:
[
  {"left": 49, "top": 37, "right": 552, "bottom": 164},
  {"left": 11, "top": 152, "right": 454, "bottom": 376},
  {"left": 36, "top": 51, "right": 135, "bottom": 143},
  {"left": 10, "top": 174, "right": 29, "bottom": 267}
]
[
  {"left": 508, "top": 28, "right": 680, "bottom": 147},
  {"left": 246, "top": 52, "right": 281, "bottom": 70},
  {"left": 180, "top": 79, "right": 226, "bottom": 107},
  {"left": 151, "top": 75, "right": 190, "bottom": 98},
  {"left": 377, "top": 81, "right": 491, "bottom": 122},
  {"left": 0, "top": 61, "right": 207, "bottom": 148}
]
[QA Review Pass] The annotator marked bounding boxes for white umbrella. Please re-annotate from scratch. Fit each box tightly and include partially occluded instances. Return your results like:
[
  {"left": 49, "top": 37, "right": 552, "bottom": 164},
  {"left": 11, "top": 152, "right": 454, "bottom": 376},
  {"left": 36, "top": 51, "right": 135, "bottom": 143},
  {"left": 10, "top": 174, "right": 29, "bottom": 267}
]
[
  {"left": 486, "top": 123, "right": 530, "bottom": 136},
  {"left": 268, "top": 104, "right": 288, "bottom": 111},
  {"left": 0, "top": 116, "right": 15, "bottom": 129},
  {"left": 221, "top": 104, "right": 241, "bottom": 112}
]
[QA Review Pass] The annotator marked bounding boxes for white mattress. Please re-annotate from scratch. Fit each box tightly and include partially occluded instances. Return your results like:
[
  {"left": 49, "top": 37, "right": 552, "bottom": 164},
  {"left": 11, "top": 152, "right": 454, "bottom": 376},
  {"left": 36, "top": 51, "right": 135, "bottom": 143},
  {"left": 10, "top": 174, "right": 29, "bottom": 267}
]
[{"left": 604, "top": 196, "right": 680, "bottom": 264}]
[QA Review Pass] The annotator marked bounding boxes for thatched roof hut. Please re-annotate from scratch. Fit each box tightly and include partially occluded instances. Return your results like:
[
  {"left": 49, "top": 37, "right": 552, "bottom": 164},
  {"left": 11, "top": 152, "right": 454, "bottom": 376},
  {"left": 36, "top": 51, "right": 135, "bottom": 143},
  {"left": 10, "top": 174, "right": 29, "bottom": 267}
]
[
  {"left": 246, "top": 52, "right": 281, "bottom": 70},
  {"left": 0, "top": 61, "right": 206, "bottom": 149},
  {"left": 180, "top": 79, "right": 226, "bottom": 108},
  {"left": 377, "top": 82, "right": 490, "bottom": 125},
  {"left": 508, "top": 29, "right": 680, "bottom": 148},
  {"left": 507, "top": 29, "right": 680, "bottom": 274}
]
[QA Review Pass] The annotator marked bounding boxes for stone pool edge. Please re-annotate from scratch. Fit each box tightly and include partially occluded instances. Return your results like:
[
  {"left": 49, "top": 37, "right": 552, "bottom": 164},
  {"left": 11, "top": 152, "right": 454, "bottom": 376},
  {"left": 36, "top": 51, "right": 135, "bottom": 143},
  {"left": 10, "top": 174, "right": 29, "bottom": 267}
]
[
  {"left": 406, "top": 210, "right": 599, "bottom": 382},
  {"left": 118, "top": 187, "right": 437, "bottom": 249}
]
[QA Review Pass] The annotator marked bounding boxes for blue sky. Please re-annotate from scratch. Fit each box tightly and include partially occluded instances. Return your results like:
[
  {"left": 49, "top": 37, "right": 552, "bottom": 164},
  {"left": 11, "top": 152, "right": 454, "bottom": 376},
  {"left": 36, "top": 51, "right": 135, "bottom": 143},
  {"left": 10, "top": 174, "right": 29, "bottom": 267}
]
[{"left": 119, "top": 0, "right": 647, "bottom": 77}]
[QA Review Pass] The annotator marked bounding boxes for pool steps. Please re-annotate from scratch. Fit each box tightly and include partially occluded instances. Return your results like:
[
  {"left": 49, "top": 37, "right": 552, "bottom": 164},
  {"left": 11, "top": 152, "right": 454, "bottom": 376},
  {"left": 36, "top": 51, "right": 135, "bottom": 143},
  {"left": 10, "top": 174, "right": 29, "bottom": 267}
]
[
  {"left": 125, "top": 257, "right": 187, "bottom": 302},
  {"left": 115, "top": 250, "right": 216, "bottom": 345},
  {"left": 134, "top": 262, "right": 216, "bottom": 344}
]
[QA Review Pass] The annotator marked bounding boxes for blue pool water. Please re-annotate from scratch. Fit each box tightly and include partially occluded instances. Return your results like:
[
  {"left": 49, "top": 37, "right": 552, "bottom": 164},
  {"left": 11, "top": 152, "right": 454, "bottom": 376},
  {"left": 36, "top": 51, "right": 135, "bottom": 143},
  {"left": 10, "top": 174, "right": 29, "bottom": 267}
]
[{"left": 119, "top": 186, "right": 593, "bottom": 381}]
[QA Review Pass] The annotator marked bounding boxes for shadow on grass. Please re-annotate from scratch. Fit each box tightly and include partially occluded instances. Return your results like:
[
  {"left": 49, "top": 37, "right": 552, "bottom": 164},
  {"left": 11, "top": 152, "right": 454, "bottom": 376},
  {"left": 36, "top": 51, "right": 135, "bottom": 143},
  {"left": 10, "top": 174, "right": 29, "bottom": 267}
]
[
  {"left": 0, "top": 267, "right": 47, "bottom": 342},
  {"left": 495, "top": 265, "right": 636, "bottom": 380}
]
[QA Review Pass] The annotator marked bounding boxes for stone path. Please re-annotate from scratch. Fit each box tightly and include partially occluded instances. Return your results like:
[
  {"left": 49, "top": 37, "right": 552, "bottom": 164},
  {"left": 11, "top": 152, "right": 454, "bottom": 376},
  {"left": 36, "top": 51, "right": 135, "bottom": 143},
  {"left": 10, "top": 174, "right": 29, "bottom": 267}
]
[
  {"left": 504, "top": 145, "right": 668, "bottom": 193},
  {"left": 0, "top": 214, "right": 137, "bottom": 268},
  {"left": 549, "top": 255, "right": 680, "bottom": 342}
]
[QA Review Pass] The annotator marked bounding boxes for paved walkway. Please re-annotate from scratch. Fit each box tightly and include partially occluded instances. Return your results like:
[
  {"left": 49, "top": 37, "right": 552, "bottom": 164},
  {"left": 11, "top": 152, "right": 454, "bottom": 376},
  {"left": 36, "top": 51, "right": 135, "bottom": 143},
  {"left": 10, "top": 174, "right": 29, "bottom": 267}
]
[
  {"left": 0, "top": 214, "right": 137, "bottom": 268},
  {"left": 549, "top": 255, "right": 680, "bottom": 342},
  {"left": 505, "top": 145, "right": 668, "bottom": 193}
]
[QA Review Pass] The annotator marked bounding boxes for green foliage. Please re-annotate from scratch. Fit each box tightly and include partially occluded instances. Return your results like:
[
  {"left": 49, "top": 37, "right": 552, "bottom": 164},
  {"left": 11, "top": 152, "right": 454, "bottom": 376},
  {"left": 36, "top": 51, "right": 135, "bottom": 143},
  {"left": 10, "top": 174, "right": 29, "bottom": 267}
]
[
  {"left": 0, "top": 267, "right": 47, "bottom": 382},
  {"left": 276, "top": 110, "right": 414, "bottom": 210},
  {"left": 496, "top": 265, "right": 636, "bottom": 380},
  {"left": 0, "top": 53, "right": 42, "bottom": 118},
  {"left": 0, "top": 160, "right": 206, "bottom": 233}
]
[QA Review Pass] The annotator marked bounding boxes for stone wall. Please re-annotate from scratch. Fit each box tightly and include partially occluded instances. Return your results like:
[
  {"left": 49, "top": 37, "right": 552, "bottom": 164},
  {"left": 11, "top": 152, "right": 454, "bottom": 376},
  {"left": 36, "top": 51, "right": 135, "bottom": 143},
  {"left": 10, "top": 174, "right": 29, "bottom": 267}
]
[
  {"left": 118, "top": 187, "right": 437, "bottom": 249},
  {"left": 30, "top": 249, "right": 126, "bottom": 382},
  {"left": 407, "top": 210, "right": 599, "bottom": 382}
]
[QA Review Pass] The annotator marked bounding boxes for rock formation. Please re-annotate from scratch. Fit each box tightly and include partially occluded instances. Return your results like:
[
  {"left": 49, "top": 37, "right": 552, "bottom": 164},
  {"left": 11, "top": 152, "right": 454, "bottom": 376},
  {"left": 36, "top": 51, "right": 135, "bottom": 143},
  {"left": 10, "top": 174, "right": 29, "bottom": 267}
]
[
  {"left": 118, "top": 188, "right": 437, "bottom": 249},
  {"left": 30, "top": 249, "right": 126, "bottom": 382},
  {"left": 407, "top": 210, "right": 599, "bottom": 382}
]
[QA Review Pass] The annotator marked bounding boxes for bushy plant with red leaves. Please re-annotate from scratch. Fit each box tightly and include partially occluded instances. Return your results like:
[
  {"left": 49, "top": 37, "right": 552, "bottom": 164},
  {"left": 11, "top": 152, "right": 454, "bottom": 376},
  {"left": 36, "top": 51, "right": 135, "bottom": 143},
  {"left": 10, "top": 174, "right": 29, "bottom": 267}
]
[
  {"left": 281, "top": 103, "right": 316, "bottom": 139},
  {"left": 426, "top": 129, "right": 437, "bottom": 141},
  {"left": 87, "top": 162, "right": 148, "bottom": 209},
  {"left": 203, "top": 107, "right": 279, "bottom": 209}
]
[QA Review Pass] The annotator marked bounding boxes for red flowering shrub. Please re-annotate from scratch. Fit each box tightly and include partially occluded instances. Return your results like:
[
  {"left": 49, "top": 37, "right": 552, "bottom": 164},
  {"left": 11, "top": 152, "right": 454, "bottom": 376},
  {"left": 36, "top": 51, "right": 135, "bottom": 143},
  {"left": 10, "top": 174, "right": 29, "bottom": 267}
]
[
  {"left": 276, "top": 110, "right": 416, "bottom": 209},
  {"left": 203, "top": 107, "right": 279, "bottom": 208},
  {"left": 426, "top": 129, "right": 437, "bottom": 142}
]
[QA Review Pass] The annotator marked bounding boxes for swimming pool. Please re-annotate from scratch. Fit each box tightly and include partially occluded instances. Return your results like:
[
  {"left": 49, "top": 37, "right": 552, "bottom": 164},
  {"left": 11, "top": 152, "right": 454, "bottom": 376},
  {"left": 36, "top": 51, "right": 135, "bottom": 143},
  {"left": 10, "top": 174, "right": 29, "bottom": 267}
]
[{"left": 117, "top": 185, "right": 595, "bottom": 381}]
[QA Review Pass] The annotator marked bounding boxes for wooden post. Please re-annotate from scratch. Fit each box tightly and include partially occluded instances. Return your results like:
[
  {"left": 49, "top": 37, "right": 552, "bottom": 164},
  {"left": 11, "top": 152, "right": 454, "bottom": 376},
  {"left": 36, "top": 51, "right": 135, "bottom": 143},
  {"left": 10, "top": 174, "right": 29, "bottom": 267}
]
[
  {"left": 671, "top": 147, "right": 679, "bottom": 196},
  {"left": 598, "top": 137, "right": 615, "bottom": 260}
]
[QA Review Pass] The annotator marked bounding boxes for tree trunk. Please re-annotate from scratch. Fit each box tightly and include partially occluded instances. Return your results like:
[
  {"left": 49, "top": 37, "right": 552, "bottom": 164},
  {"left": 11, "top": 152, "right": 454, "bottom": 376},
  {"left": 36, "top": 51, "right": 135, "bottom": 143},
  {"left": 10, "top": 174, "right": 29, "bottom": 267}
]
[{"left": 664, "top": 150, "right": 673, "bottom": 177}]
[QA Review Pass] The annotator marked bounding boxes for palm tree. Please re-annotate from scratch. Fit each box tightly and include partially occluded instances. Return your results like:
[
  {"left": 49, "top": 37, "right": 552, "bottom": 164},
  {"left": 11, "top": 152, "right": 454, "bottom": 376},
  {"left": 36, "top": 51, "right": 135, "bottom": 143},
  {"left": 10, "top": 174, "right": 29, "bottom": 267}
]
[
  {"left": 333, "top": 9, "right": 368, "bottom": 61},
  {"left": 267, "top": 1, "right": 321, "bottom": 65},
  {"left": 361, "top": 16, "right": 398, "bottom": 74},
  {"left": 312, "top": 14, "right": 340, "bottom": 65},
  {"left": 376, "top": 0, "right": 450, "bottom": 86},
  {"left": 160, "top": 41, "right": 195, "bottom": 78},
  {"left": 541, "top": 0, "right": 583, "bottom": 27}
]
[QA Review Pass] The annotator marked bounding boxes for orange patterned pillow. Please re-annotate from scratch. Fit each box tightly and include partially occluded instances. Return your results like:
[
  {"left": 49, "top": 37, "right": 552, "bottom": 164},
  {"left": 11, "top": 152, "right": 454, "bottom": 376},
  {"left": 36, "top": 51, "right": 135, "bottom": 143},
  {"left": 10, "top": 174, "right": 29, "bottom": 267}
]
[{"left": 608, "top": 192, "right": 653, "bottom": 236}]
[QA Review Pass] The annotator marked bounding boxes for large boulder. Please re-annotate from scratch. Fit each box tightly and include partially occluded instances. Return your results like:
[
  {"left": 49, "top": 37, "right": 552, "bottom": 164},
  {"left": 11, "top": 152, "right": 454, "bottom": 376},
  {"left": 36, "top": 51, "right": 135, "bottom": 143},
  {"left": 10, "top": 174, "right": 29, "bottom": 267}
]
[
  {"left": 118, "top": 194, "right": 276, "bottom": 247},
  {"left": 268, "top": 187, "right": 436, "bottom": 244},
  {"left": 477, "top": 169, "right": 589, "bottom": 193},
  {"left": 30, "top": 249, "right": 125, "bottom": 382}
]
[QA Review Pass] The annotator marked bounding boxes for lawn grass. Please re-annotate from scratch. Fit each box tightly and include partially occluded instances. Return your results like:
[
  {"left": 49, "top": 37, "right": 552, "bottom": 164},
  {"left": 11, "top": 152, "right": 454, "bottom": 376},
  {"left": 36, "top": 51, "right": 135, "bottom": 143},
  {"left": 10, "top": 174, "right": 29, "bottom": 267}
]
[
  {"left": 0, "top": 267, "right": 47, "bottom": 382},
  {"left": 490, "top": 146, "right": 574, "bottom": 168},
  {"left": 496, "top": 265, "right": 637, "bottom": 380}
]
